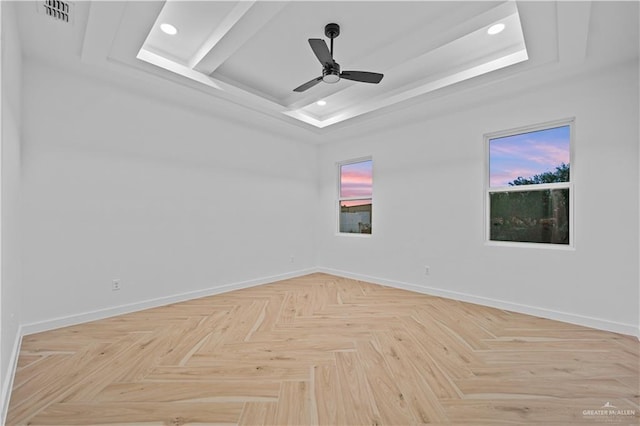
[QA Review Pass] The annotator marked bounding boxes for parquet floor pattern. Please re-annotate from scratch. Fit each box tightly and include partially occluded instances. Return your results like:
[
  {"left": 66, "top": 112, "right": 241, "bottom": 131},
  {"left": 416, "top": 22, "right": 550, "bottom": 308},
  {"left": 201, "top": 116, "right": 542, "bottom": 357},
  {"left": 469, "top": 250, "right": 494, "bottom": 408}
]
[{"left": 7, "top": 273, "right": 640, "bottom": 425}]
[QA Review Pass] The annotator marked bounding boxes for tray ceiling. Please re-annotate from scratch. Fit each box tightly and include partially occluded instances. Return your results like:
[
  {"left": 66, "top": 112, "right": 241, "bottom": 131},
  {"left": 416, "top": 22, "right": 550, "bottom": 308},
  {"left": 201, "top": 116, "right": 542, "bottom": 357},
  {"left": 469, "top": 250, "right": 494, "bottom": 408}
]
[
  {"left": 135, "top": 1, "right": 527, "bottom": 128},
  {"left": 17, "top": 1, "right": 635, "bottom": 135}
]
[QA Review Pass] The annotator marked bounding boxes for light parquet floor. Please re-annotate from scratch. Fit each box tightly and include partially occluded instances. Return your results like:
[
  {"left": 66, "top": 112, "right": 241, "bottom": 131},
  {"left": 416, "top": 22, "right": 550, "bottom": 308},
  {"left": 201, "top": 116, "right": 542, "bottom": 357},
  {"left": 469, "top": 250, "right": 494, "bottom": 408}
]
[{"left": 7, "top": 273, "right": 640, "bottom": 425}]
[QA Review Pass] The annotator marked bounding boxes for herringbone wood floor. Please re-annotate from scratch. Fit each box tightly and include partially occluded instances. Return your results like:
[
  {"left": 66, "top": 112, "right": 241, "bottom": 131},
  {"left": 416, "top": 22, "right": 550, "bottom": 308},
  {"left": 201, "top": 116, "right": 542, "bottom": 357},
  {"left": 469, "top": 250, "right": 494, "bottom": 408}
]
[{"left": 7, "top": 273, "right": 640, "bottom": 425}]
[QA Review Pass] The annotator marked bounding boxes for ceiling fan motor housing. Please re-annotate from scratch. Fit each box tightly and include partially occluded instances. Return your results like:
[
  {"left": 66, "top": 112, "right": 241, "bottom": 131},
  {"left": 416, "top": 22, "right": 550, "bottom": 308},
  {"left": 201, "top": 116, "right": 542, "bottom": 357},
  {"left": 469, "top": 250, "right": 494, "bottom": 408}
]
[
  {"left": 323, "top": 62, "right": 340, "bottom": 83},
  {"left": 324, "top": 23, "right": 340, "bottom": 39}
]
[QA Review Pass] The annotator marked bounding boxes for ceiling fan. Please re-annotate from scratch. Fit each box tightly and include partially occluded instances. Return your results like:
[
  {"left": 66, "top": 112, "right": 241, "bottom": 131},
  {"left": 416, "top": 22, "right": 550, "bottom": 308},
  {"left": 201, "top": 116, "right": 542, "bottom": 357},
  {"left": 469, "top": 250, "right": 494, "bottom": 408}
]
[{"left": 293, "top": 23, "right": 384, "bottom": 93}]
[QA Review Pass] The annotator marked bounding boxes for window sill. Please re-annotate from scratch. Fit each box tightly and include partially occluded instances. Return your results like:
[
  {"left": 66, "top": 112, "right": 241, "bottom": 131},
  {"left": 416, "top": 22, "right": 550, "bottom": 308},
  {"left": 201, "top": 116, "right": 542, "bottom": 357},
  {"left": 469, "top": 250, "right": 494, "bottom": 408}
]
[
  {"left": 485, "top": 240, "right": 575, "bottom": 251},
  {"left": 336, "top": 232, "right": 373, "bottom": 238}
]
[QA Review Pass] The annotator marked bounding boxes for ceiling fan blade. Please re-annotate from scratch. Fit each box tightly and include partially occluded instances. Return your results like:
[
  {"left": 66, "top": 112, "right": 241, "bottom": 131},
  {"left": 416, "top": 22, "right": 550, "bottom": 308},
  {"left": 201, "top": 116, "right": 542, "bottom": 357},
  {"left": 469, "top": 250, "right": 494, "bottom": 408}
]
[
  {"left": 340, "top": 71, "right": 384, "bottom": 84},
  {"left": 293, "top": 76, "right": 323, "bottom": 92},
  {"left": 308, "top": 39, "right": 334, "bottom": 67}
]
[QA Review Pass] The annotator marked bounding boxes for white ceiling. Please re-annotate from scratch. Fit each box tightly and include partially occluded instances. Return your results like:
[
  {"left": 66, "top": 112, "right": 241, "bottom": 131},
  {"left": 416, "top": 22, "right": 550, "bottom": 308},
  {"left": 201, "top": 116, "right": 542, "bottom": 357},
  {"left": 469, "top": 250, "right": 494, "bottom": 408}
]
[
  {"left": 14, "top": 1, "right": 640, "bottom": 136},
  {"left": 137, "top": 0, "right": 529, "bottom": 128}
]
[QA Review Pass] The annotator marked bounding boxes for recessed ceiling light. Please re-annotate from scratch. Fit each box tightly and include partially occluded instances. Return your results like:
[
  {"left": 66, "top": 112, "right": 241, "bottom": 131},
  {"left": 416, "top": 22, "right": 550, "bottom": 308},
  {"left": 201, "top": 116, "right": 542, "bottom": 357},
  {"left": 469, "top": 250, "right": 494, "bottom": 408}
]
[
  {"left": 160, "top": 23, "right": 178, "bottom": 36},
  {"left": 316, "top": 100, "right": 327, "bottom": 106},
  {"left": 487, "top": 23, "right": 505, "bottom": 35}
]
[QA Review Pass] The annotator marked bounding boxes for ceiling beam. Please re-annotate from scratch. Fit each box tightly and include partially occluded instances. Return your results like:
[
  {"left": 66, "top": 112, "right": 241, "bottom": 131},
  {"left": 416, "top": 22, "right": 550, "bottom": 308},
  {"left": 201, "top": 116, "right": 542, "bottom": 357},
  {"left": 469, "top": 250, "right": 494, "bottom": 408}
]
[
  {"left": 556, "top": 1, "right": 592, "bottom": 65},
  {"left": 192, "top": 1, "right": 289, "bottom": 75},
  {"left": 80, "top": 1, "right": 136, "bottom": 66},
  {"left": 186, "top": 1, "right": 255, "bottom": 70}
]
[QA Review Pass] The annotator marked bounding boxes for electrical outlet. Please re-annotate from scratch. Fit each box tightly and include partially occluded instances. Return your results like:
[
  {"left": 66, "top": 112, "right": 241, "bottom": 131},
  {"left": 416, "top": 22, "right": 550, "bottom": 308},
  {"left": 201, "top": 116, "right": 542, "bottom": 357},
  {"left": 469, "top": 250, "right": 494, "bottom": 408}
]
[
  {"left": 425, "top": 266, "right": 430, "bottom": 276},
  {"left": 290, "top": 255, "right": 295, "bottom": 263},
  {"left": 112, "top": 279, "right": 121, "bottom": 291}
]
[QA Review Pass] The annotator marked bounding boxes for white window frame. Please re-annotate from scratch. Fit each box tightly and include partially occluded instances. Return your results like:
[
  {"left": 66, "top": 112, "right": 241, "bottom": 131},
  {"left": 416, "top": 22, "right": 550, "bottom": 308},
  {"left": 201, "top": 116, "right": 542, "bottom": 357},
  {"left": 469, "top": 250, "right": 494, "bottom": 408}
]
[
  {"left": 337, "top": 157, "right": 373, "bottom": 237},
  {"left": 484, "top": 118, "right": 575, "bottom": 249}
]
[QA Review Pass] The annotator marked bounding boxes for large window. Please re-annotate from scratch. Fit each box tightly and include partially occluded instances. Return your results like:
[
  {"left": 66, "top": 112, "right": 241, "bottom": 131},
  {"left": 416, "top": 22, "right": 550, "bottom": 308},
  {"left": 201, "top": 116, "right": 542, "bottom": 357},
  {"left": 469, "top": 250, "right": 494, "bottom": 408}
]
[
  {"left": 338, "top": 159, "right": 372, "bottom": 234},
  {"left": 486, "top": 119, "right": 573, "bottom": 246}
]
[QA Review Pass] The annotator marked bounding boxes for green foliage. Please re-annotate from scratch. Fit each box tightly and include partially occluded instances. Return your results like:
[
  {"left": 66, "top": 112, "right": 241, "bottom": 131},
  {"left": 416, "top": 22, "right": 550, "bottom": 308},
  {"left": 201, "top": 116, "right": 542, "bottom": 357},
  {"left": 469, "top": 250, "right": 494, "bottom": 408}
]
[
  {"left": 490, "top": 189, "right": 569, "bottom": 244},
  {"left": 509, "top": 163, "right": 570, "bottom": 186},
  {"left": 491, "top": 163, "right": 571, "bottom": 244}
]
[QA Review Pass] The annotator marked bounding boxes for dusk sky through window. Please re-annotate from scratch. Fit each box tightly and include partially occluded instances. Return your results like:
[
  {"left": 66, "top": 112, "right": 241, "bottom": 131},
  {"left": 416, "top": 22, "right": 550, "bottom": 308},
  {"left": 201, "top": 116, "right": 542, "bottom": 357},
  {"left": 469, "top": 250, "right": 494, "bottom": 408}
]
[
  {"left": 490, "top": 125, "right": 570, "bottom": 187},
  {"left": 340, "top": 160, "right": 373, "bottom": 198}
]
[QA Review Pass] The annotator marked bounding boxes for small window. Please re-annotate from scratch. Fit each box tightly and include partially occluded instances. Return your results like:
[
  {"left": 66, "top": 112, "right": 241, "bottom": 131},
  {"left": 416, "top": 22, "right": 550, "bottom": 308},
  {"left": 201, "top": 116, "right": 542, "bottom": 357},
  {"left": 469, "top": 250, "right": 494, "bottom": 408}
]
[
  {"left": 486, "top": 120, "right": 573, "bottom": 246},
  {"left": 338, "top": 159, "right": 372, "bottom": 234}
]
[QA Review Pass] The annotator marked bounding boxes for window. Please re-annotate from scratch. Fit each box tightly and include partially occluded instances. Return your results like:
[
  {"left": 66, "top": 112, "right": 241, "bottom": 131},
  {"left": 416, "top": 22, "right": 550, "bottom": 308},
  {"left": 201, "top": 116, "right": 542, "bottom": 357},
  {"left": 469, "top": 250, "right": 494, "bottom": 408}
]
[
  {"left": 486, "top": 119, "right": 573, "bottom": 246},
  {"left": 338, "top": 159, "right": 372, "bottom": 234}
]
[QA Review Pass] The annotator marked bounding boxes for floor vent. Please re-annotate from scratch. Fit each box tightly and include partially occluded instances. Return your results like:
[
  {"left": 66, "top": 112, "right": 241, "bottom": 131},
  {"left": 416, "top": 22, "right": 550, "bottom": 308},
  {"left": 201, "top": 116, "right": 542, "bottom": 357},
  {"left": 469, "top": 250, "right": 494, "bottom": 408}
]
[{"left": 39, "top": 0, "right": 73, "bottom": 24}]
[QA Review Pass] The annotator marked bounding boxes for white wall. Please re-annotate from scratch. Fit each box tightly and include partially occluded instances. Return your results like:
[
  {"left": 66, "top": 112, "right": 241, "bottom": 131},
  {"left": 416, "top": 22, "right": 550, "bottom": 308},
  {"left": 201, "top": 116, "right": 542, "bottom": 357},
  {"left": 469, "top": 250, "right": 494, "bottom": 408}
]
[
  {"left": 20, "top": 62, "right": 318, "bottom": 326},
  {"left": 1, "top": 0, "right": 23, "bottom": 410},
  {"left": 317, "top": 62, "right": 639, "bottom": 335},
  {"left": 12, "top": 9, "right": 639, "bottom": 339}
]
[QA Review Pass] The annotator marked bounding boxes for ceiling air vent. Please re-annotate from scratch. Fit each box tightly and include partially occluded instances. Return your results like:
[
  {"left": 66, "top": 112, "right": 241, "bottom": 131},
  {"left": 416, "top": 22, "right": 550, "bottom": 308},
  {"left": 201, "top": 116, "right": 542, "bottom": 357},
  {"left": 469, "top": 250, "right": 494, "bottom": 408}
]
[{"left": 39, "top": 0, "right": 73, "bottom": 24}]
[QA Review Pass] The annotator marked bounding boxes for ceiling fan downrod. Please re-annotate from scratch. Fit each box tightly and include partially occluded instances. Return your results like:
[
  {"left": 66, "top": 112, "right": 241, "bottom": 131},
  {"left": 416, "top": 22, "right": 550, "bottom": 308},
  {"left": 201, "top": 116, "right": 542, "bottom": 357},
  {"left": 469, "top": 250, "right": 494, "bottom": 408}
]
[{"left": 325, "top": 23, "right": 340, "bottom": 57}]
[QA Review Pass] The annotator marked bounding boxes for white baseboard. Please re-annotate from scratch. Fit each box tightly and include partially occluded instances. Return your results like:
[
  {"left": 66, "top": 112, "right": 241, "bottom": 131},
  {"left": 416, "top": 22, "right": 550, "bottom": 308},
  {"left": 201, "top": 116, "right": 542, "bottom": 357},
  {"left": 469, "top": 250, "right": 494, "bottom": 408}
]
[
  {"left": 21, "top": 268, "right": 317, "bottom": 336},
  {"left": 1, "top": 325, "right": 22, "bottom": 426},
  {"left": 17, "top": 267, "right": 639, "bottom": 339},
  {"left": 317, "top": 267, "right": 639, "bottom": 338}
]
